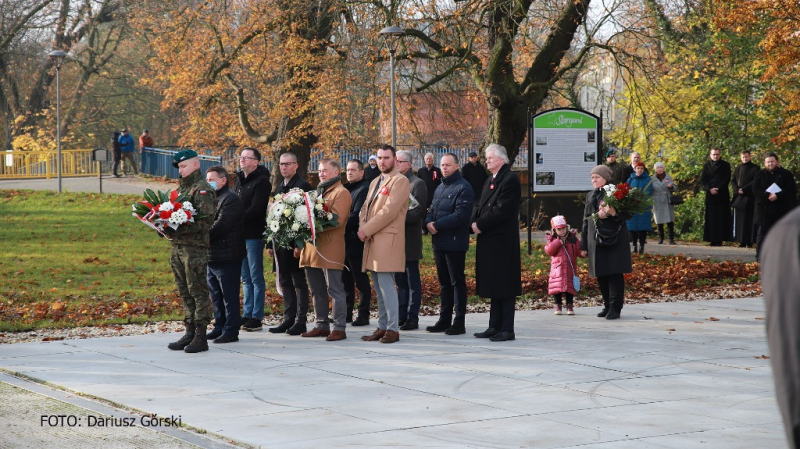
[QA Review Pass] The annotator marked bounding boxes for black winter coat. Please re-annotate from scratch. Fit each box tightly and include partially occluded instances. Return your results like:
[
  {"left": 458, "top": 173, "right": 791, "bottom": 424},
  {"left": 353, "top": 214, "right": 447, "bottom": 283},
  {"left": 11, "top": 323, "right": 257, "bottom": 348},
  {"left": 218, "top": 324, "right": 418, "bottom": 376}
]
[
  {"left": 581, "top": 188, "right": 633, "bottom": 278},
  {"left": 470, "top": 165, "right": 522, "bottom": 298},
  {"left": 462, "top": 161, "right": 489, "bottom": 200},
  {"left": 208, "top": 186, "right": 246, "bottom": 264},
  {"left": 345, "top": 179, "right": 368, "bottom": 256},
  {"left": 417, "top": 165, "right": 443, "bottom": 209},
  {"left": 753, "top": 167, "right": 798, "bottom": 228},
  {"left": 404, "top": 171, "right": 427, "bottom": 261},
  {"left": 235, "top": 165, "right": 272, "bottom": 240},
  {"left": 425, "top": 170, "right": 473, "bottom": 252}
]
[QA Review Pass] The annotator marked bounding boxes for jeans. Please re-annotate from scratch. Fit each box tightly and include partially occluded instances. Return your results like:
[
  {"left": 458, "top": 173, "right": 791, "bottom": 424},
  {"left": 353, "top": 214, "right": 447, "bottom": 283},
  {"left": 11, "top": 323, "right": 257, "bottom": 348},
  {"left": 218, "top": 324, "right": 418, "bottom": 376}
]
[
  {"left": 241, "top": 239, "right": 266, "bottom": 320},
  {"left": 394, "top": 260, "right": 421, "bottom": 323},
  {"left": 207, "top": 261, "right": 242, "bottom": 336},
  {"left": 433, "top": 250, "right": 467, "bottom": 324}
]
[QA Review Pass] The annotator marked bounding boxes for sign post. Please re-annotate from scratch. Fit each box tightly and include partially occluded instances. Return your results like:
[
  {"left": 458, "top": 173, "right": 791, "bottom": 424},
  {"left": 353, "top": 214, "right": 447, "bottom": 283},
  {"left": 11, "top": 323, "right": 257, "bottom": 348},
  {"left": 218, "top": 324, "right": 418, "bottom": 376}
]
[
  {"left": 527, "top": 108, "right": 602, "bottom": 253},
  {"left": 93, "top": 148, "right": 109, "bottom": 194}
]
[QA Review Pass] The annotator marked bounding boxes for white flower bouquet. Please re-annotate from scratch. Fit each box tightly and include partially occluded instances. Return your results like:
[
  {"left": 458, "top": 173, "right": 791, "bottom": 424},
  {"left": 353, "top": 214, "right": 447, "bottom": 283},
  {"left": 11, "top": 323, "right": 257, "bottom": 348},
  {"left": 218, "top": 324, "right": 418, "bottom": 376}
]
[{"left": 263, "top": 188, "right": 339, "bottom": 250}]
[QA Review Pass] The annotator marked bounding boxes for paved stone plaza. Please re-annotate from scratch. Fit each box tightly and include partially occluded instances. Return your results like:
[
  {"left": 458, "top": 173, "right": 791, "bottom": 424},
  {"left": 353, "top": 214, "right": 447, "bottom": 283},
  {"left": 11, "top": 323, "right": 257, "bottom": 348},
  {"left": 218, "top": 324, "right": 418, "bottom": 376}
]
[{"left": 0, "top": 297, "right": 786, "bottom": 448}]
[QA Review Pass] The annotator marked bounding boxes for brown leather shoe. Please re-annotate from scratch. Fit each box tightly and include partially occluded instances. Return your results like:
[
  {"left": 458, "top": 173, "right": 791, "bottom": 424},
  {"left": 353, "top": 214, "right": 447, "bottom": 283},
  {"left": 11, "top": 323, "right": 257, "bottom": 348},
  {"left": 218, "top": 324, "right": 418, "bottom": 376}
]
[
  {"left": 301, "top": 327, "right": 330, "bottom": 338},
  {"left": 379, "top": 330, "right": 400, "bottom": 344},
  {"left": 326, "top": 330, "right": 346, "bottom": 341},
  {"left": 360, "top": 328, "right": 386, "bottom": 341}
]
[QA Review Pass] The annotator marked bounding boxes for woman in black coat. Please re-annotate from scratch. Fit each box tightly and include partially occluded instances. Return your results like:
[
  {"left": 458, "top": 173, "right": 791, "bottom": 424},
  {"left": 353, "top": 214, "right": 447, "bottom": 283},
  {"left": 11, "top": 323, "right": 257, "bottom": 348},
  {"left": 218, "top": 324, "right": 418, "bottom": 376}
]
[
  {"left": 470, "top": 144, "right": 521, "bottom": 342},
  {"left": 580, "top": 165, "right": 632, "bottom": 320}
]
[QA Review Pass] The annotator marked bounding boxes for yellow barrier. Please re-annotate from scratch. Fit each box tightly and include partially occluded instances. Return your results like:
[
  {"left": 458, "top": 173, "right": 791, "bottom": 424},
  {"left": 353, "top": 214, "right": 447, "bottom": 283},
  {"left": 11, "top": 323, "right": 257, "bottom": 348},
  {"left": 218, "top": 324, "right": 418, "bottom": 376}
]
[{"left": 0, "top": 149, "right": 103, "bottom": 179}]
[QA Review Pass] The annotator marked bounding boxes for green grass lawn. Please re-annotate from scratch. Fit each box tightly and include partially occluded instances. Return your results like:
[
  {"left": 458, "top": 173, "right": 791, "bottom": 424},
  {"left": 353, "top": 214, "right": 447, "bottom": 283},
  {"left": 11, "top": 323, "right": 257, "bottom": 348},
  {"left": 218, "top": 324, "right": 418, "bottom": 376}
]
[{"left": 0, "top": 189, "right": 759, "bottom": 332}]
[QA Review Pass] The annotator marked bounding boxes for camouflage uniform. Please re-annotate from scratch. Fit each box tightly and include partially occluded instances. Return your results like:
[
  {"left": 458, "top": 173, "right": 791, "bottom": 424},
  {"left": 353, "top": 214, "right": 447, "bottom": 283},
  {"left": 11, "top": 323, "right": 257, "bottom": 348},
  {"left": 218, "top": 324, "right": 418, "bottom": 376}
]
[{"left": 170, "top": 169, "right": 216, "bottom": 327}]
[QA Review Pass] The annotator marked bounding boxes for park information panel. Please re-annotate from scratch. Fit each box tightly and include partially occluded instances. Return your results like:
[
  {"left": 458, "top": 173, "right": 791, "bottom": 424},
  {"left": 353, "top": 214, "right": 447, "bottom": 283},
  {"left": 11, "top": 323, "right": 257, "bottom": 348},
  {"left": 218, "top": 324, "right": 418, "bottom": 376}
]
[{"left": 531, "top": 108, "right": 601, "bottom": 192}]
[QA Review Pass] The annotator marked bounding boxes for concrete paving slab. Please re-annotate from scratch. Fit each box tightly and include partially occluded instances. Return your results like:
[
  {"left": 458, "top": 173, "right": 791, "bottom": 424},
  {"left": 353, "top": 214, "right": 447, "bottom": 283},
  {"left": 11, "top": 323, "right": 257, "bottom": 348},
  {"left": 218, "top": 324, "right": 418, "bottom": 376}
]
[{"left": 0, "top": 298, "right": 788, "bottom": 448}]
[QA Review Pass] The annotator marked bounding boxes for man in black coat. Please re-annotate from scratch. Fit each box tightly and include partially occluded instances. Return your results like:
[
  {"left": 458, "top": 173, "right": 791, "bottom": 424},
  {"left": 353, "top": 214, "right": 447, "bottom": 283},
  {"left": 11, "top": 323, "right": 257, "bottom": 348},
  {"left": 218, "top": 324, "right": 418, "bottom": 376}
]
[
  {"left": 342, "top": 159, "right": 373, "bottom": 326},
  {"left": 762, "top": 206, "right": 800, "bottom": 449},
  {"left": 417, "top": 152, "right": 443, "bottom": 210},
  {"left": 700, "top": 148, "right": 732, "bottom": 246},
  {"left": 267, "top": 152, "right": 313, "bottom": 335},
  {"left": 205, "top": 166, "right": 246, "bottom": 343},
  {"left": 470, "top": 144, "right": 521, "bottom": 342},
  {"left": 461, "top": 151, "right": 489, "bottom": 201},
  {"left": 753, "top": 152, "right": 797, "bottom": 259},
  {"left": 234, "top": 147, "right": 272, "bottom": 332},
  {"left": 731, "top": 149, "right": 759, "bottom": 247},
  {"left": 396, "top": 150, "right": 428, "bottom": 330},
  {"left": 425, "top": 153, "right": 473, "bottom": 335}
]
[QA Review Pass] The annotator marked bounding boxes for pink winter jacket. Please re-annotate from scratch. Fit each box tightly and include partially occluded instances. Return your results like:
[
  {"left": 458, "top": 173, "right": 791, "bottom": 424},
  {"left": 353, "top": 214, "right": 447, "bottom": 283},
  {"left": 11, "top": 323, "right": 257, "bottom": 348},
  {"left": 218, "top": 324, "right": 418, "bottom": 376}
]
[{"left": 544, "top": 230, "right": 582, "bottom": 295}]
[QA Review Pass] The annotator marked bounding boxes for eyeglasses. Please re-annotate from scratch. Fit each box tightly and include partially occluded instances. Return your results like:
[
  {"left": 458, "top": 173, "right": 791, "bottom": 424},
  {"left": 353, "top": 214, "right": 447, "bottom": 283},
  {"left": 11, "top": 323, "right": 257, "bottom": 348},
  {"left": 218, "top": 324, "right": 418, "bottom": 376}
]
[
  {"left": 397, "top": 160, "right": 410, "bottom": 164},
  {"left": 239, "top": 156, "right": 257, "bottom": 161},
  {"left": 279, "top": 162, "right": 297, "bottom": 167}
]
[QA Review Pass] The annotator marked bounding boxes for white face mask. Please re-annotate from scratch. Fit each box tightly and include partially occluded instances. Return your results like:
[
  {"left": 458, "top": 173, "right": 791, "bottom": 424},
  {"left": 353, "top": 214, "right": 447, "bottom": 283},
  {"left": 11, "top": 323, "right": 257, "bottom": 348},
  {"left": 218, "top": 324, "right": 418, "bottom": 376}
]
[{"left": 208, "top": 181, "right": 217, "bottom": 190}]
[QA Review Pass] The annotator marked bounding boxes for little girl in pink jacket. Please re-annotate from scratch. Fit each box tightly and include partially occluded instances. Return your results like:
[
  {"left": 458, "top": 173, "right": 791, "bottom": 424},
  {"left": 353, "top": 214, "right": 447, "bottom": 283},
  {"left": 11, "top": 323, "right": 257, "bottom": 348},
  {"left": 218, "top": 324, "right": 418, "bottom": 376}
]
[{"left": 544, "top": 216, "right": 582, "bottom": 315}]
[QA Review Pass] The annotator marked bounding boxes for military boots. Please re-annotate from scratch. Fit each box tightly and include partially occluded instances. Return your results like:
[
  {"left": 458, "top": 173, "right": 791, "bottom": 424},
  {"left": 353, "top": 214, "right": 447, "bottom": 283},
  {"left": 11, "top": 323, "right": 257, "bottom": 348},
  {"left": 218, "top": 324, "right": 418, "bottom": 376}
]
[
  {"left": 184, "top": 323, "right": 209, "bottom": 353},
  {"left": 167, "top": 325, "right": 195, "bottom": 350}
]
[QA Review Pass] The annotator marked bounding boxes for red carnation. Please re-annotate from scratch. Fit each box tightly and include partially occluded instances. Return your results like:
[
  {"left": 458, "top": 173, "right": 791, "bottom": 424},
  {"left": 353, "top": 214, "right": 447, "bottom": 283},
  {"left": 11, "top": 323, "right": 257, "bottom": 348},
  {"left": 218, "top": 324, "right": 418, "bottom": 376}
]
[
  {"left": 159, "top": 211, "right": 172, "bottom": 220},
  {"left": 173, "top": 202, "right": 182, "bottom": 210},
  {"left": 185, "top": 210, "right": 192, "bottom": 220},
  {"left": 613, "top": 190, "right": 625, "bottom": 200}
]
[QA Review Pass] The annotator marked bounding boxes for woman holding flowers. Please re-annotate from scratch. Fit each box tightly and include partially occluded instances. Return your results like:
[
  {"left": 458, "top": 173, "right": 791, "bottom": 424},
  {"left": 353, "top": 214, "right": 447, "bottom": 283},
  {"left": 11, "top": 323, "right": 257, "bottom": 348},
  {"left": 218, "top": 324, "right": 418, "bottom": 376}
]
[
  {"left": 625, "top": 162, "right": 654, "bottom": 254},
  {"left": 580, "top": 165, "right": 633, "bottom": 320}
]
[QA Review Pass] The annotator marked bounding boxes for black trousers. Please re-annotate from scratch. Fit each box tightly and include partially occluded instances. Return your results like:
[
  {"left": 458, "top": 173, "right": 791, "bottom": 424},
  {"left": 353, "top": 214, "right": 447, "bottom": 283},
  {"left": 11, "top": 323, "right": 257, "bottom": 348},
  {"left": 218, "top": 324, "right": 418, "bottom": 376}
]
[
  {"left": 631, "top": 230, "right": 648, "bottom": 246},
  {"left": 597, "top": 273, "right": 625, "bottom": 311},
  {"left": 343, "top": 254, "right": 372, "bottom": 318},
  {"left": 275, "top": 247, "right": 309, "bottom": 322},
  {"left": 554, "top": 293, "right": 574, "bottom": 305},
  {"left": 488, "top": 297, "right": 516, "bottom": 332},
  {"left": 433, "top": 250, "right": 467, "bottom": 324}
]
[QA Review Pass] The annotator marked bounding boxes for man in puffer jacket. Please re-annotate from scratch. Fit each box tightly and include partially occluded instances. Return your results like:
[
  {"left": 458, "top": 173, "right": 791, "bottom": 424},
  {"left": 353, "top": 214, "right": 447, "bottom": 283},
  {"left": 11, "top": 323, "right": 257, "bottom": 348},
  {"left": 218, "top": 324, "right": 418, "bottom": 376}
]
[
  {"left": 205, "top": 166, "right": 246, "bottom": 344},
  {"left": 424, "top": 153, "right": 474, "bottom": 336}
]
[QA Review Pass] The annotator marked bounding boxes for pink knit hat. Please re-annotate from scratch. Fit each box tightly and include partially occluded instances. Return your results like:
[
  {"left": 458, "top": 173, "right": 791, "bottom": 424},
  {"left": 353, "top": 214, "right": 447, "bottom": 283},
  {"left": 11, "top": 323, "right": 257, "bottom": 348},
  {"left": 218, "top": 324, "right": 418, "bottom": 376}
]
[{"left": 550, "top": 215, "right": 568, "bottom": 229}]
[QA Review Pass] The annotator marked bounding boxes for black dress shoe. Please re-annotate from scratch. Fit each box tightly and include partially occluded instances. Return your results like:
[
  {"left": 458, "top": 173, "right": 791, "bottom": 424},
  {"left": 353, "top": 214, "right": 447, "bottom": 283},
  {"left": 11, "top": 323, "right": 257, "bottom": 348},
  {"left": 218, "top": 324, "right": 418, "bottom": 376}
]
[
  {"left": 489, "top": 331, "right": 515, "bottom": 342},
  {"left": 605, "top": 309, "right": 621, "bottom": 320},
  {"left": 268, "top": 319, "right": 294, "bottom": 334},
  {"left": 285, "top": 322, "right": 307, "bottom": 335},
  {"left": 213, "top": 334, "right": 239, "bottom": 343},
  {"left": 473, "top": 328, "right": 498, "bottom": 338},
  {"left": 597, "top": 308, "right": 609, "bottom": 318},
  {"left": 425, "top": 321, "right": 450, "bottom": 333},
  {"left": 206, "top": 328, "right": 223, "bottom": 340},
  {"left": 445, "top": 325, "right": 466, "bottom": 335},
  {"left": 399, "top": 321, "right": 418, "bottom": 331},
  {"left": 351, "top": 316, "right": 370, "bottom": 327}
]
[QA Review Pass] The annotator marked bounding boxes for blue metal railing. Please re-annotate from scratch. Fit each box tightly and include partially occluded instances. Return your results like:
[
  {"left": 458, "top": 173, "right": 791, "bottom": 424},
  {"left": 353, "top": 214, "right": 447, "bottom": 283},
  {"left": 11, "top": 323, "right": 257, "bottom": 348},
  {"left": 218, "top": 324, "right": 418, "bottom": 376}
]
[{"left": 141, "top": 147, "right": 222, "bottom": 179}]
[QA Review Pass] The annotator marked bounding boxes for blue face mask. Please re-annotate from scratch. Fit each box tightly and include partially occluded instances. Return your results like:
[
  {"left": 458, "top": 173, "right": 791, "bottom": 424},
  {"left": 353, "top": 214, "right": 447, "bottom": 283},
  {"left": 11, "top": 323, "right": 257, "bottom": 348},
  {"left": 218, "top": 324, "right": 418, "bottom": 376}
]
[{"left": 208, "top": 181, "right": 217, "bottom": 190}]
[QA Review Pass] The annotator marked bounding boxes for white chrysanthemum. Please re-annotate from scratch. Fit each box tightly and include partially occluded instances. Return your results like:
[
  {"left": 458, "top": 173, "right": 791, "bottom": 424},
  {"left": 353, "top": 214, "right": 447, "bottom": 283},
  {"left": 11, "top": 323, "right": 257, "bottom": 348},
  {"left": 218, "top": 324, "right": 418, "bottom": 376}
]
[
  {"left": 169, "top": 209, "right": 188, "bottom": 225},
  {"left": 159, "top": 201, "right": 174, "bottom": 212},
  {"left": 285, "top": 192, "right": 302, "bottom": 204},
  {"left": 294, "top": 206, "right": 310, "bottom": 225},
  {"left": 182, "top": 201, "right": 195, "bottom": 213},
  {"left": 271, "top": 203, "right": 285, "bottom": 217},
  {"left": 269, "top": 221, "right": 280, "bottom": 232},
  {"left": 603, "top": 184, "right": 616, "bottom": 194}
]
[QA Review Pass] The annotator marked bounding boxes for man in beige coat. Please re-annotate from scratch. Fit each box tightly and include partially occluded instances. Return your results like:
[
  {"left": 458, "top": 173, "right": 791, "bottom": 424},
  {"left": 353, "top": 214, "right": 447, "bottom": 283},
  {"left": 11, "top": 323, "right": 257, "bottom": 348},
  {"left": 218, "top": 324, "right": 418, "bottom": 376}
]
[
  {"left": 298, "top": 159, "right": 352, "bottom": 341},
  {"left": 358, "top": 144, "right": 410, "bottom": 344}
]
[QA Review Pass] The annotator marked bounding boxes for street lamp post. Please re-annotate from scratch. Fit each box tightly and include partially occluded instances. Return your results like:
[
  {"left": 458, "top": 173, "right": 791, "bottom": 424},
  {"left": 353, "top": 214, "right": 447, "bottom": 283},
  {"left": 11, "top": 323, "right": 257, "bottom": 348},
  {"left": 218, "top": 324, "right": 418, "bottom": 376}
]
[
  {"left": 48, "top": 50, "right": 66, "bottom": 193},
  {"left": 378, "top": 26, "right": 406, "bottom": 149}
]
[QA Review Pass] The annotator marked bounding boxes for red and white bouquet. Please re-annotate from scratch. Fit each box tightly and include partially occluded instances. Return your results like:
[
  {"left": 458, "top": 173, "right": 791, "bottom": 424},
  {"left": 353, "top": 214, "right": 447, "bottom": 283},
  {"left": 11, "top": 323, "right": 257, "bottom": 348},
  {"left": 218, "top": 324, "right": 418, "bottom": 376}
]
[
  {"left": 263, "top": 188, "right": 339, "bottom": 250},
  {"left": 132, "top": 189, "right": 204, "bottom": 236},
  {"left": 592, "top": 182, "right": 652, "bottom": 223}
]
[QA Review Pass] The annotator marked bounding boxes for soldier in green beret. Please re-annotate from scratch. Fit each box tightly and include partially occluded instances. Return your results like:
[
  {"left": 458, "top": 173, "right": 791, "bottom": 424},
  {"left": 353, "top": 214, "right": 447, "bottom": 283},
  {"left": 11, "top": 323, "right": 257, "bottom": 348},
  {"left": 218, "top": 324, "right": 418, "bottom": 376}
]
[{"left": 167, "top": 150, "right": 217, "bottom": 353}]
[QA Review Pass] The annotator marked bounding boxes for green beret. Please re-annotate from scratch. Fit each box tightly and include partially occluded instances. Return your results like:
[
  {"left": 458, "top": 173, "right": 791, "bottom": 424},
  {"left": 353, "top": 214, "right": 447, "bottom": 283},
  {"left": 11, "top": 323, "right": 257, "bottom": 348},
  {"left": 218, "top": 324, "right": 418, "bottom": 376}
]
[
  {"left": 172, "top": 150, "right": 198, "bottom": 168},
  {"left": 605, "top": 148, "right": 617, "bottom": 158}
]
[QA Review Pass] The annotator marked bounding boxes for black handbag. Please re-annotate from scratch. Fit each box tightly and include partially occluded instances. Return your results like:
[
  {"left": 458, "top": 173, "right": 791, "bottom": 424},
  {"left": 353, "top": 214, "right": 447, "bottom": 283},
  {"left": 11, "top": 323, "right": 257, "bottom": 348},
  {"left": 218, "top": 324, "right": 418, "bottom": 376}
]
[
  {"left": 668, "top": 194, "right": 684, "bottom": 205},
  {"left": 595, "top": 224, "right": 622, "bottom": 247}
]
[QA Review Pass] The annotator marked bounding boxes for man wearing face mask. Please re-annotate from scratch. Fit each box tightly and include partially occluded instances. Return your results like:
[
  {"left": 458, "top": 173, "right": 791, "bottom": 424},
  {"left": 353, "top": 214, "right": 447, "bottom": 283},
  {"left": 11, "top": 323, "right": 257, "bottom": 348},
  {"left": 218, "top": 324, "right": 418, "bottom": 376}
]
[{"left": 205, "top": 166, "right": 246, "bottom": 343}]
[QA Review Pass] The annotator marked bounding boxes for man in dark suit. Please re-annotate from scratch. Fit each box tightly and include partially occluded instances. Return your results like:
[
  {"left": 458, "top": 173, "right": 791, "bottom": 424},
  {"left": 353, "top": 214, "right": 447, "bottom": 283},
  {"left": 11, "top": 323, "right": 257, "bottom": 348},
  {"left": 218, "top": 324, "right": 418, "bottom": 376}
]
[
  {"left": 470, "top": 144, "right": 521, "bottom": 342},
  {"left": 395, "top": 150, "right": 427, "bottom": 330},
  {"left": 461, "top": 151, "right": 489, "bottom": 201},
  {"left": 342, "top": 159, "right": 372, "bottom": 326},
  {"left": 267, "top": 152, "right": 313, "bottom": 335}
]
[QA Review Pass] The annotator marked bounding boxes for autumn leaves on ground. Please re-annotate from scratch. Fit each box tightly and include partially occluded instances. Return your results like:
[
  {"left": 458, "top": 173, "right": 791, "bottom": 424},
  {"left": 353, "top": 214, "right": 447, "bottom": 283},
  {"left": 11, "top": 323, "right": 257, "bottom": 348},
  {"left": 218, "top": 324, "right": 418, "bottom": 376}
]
[{"left": 0, "top": 190, "right": 760, "bottom": 333}]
